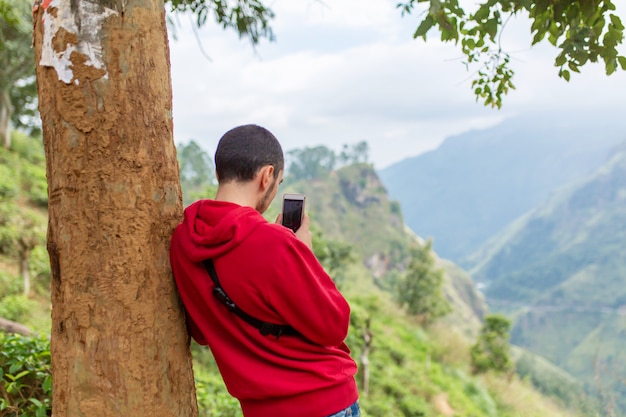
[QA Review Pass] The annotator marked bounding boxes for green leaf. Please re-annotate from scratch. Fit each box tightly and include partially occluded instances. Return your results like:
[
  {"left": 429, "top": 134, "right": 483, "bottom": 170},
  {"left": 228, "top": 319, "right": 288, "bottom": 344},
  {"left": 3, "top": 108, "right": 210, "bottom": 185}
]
[
  {"left": 610, "top": 14, "right": 625, "bottom": 31},
  {"left": 555, "top": 53, "right": 567, "bottom": 67},
  {"left": 42, "top": 374, "right": 52, "bottom": 393},
  {"left": 560, "top": 69, "right": 571, "bottom": 81},
  {"left": 9, "top": 362, "right": 22, "bottom": 374},
  {"left": 618, "top": 56, "right": 626, "bottom": 70},
  {"left": 29, "top": 398, "right": 43, "bottom": 408},
  {"left": 606, "top": 59, "right": 616, "bottom": 75},
  {"left": 484, "top": 17, "right": 498, "bottom": 40},
  {"left": 414, "top": 15, "right": 435, "bottom": 39},
  {"left": 6, "top": 369, "right": 29, "bottom": 381}
]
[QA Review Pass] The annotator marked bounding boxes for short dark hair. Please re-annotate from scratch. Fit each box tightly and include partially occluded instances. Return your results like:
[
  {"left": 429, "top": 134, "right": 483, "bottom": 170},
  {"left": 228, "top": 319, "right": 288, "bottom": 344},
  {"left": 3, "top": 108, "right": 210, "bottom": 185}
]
[{"left": 215, "top": 124, "right": 284, "bottom": 183}]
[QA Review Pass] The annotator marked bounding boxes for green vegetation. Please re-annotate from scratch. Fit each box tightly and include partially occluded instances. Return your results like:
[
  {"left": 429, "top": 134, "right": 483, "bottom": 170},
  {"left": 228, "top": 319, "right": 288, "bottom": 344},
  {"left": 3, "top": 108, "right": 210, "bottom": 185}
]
[
  {"left": 470, "top": 314, "right": 513, "bottom": 375},
  {"left": 0, "top": 332, "right": 51, "bottom": 417},
  {"left": 469, "top": 142, "right": 626, "bottom": 413},
  {"left": 1, "top": 0, "right": 39, "bottom": 148},
  {"left": 379, "top": 115, "right": 624, "bottom": 263},
  {"left": 395, "top": 240, "right": 451, "bottom": 325},
  {"left": 398, "top": 0, "right": 626, "bottom": 108},
  {"left": 0, "top": 131, "right": 50, "bottom": 333},
  {"left": 0, "top": 134, "right": 594, "bottom": 417},
  {"left": 177, "top": 139, "right": 217, "bottom": 206},
  {"left": 285, "top": 142, "right": 370, "bottom": 183},
  {"left": 280, "top": 160, "right": 410, "bottom": 269}
]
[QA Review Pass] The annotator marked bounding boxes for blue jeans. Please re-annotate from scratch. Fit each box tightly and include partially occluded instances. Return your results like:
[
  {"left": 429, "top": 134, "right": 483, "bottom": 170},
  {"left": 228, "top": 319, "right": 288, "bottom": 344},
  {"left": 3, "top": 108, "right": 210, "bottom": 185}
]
[{"left": 326, "top": 401, "right": 360, "bottom": 417}]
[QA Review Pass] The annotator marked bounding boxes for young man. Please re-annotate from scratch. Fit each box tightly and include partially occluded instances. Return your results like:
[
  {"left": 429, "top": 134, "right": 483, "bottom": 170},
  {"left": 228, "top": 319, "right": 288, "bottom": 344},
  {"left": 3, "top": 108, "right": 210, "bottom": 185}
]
[{"left": 170, "top": 125, "right": 360, "bottom": 417}]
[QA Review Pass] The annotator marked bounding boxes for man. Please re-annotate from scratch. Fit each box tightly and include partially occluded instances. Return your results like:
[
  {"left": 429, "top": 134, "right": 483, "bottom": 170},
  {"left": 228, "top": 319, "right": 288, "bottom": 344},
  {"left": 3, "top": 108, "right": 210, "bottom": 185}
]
[{"left": 170, "top": 124, "right": 360, "bottom": 417}]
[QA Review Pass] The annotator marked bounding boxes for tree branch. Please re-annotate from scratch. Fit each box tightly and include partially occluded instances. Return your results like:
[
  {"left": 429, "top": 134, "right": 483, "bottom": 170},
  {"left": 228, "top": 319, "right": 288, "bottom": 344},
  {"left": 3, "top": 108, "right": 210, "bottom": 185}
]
[{"left": 0, "top": 317, "right": 32, "bottom": 336}]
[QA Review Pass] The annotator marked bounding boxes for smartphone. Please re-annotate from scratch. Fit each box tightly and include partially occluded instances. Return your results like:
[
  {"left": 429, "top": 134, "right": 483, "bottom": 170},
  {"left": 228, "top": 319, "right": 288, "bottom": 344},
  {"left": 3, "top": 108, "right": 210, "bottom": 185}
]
[{"left": 281, "top": 193, "right": 306, "bottom": 232}]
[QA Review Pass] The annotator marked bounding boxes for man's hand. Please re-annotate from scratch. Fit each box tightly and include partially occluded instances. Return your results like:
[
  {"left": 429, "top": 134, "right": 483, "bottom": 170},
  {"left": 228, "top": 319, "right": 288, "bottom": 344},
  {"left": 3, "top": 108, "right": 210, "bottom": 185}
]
[
  {"left": 295, "top": 213, "right": 313, "bottom": 250},
  {"left": 275, "top": 212, "right": 313, "bottom": 250}
]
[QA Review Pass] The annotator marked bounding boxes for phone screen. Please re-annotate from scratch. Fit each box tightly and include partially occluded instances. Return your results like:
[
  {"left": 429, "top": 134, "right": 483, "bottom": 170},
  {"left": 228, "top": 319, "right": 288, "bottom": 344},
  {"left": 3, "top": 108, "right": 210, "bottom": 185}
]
[{"left": 282, "top": 196, "right": 304, "bottom": 232}]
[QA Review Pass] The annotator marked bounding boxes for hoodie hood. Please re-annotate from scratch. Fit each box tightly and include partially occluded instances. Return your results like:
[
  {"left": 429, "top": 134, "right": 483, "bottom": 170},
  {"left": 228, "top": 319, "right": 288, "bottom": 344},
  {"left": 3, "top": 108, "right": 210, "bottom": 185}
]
[{"left": 175, "top": 199, "right": 266, "bottom": 262}]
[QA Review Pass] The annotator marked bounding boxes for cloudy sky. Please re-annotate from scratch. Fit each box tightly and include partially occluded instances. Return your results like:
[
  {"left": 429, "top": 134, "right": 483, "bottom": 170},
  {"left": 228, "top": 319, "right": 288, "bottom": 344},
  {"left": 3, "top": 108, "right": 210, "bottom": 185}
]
[{"left": 168, "top": 0, "right": 626, "bottom": 169}]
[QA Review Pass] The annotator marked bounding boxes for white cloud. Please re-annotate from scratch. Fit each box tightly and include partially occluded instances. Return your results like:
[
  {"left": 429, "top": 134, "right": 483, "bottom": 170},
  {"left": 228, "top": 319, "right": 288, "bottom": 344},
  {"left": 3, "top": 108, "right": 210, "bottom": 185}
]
[{"left": 169, "top": 0, "right": 626, "bottom": 169}]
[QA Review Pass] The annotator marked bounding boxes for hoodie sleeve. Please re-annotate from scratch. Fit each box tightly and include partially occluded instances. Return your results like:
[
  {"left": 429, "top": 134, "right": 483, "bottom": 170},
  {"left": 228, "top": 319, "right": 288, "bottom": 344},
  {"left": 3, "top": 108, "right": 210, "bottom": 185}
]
[{"left": 263, "top": 229, "right": 351, "bottom": 347}]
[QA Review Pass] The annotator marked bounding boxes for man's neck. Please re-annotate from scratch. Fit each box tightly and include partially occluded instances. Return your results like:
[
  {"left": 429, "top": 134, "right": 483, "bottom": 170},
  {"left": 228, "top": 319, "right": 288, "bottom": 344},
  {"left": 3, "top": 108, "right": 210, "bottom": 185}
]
[{"left": 214, "top": 181, "right": 258, "bottom": 209}]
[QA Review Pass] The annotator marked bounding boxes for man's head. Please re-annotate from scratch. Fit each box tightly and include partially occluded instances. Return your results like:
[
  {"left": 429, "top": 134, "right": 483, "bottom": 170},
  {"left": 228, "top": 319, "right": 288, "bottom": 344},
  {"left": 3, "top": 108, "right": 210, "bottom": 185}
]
[
  {"left": 214, "top": 125, "right": 284, "bottom": 213},
  {"left": 215, "top": 124, "right": 284, "bottom": 184}
]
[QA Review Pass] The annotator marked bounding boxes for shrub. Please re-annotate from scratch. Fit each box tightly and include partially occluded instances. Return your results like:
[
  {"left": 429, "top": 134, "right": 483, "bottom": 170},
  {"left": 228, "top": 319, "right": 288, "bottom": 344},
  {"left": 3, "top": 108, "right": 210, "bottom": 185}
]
[
  {"left": 20, "top": 164, "right": 47, "bottom": 208},
  {"left": 0, "top": 333, "right": 51, "bottom": 417},
  {"left": 0, "top": 272, "right": 21, "bottom": 299},
  {"left": 28, "top": 246, "right": 51, "bottom": 296},
  {"left": 0, "top": 295, "right": 38, "bottom": 323},
  {"left": 194, "top": 367, "right": 241, "bottom": 417},
  {"left": 10, "top": 132, "right": 45, "bottom": 165},
  {"left": 0, "top": 166, "right": 18, "bottom": 201},
  {"left": 470, "top": 314, "right": 513, "bottom": 375}
]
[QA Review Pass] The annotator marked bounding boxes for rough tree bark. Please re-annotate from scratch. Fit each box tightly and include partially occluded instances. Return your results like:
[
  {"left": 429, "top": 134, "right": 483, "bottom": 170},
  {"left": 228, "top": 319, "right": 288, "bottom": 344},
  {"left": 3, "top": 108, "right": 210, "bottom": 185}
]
[
  {"left": 32, "top": 0, "right": 198, "bottom": 415},
  {"left": 0, "top": 89, "right": 12, "bottom": 149}
]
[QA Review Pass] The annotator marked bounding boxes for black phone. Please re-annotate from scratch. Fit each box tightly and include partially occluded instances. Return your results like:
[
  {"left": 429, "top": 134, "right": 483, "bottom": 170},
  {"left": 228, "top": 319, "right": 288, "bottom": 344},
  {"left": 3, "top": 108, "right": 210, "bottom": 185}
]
[{"left": 281, "top": 193, "right": 306, "bottom": 232}]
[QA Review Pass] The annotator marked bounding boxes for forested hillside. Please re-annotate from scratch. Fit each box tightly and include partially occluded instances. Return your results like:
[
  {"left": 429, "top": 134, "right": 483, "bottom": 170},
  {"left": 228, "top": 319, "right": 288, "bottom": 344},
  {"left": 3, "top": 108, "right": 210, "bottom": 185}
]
[
  {"left": 0, "top": 135, "right": 600, "bottom": 416},
  {"left": 379, "top": 113, "right": 626, "bottom": 264},
  {"left": 467, "top": 141, "right": 626, "bottom": 412}
]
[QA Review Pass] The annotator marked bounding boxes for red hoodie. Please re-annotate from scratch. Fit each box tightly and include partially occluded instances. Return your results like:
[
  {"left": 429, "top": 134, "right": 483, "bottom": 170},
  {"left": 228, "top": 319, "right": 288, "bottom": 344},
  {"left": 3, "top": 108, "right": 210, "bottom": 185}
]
[{"left": 170, "top": 200, "right": 358, "bottom": 417}]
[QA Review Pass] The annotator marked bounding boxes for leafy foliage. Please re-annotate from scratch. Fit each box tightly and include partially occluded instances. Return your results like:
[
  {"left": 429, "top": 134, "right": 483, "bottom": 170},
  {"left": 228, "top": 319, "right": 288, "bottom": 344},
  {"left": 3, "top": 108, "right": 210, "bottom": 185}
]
[
  {"left": 0, "top": 333, "right": 51, "bottom": 417},
  {"left": 470, "top": 314, "right": 513, "bottom": 375},
  {"left": 0, "top": 0, "right": 38, "bottom": 143},
  {"left": 168, "top": 0, "right": 275, "bottom": 45},
  {"left": 514, "top": 348, "right": 587, "bottom": 409},
  {"left": 0, "top": 295, "right": 38, "bottom": 323},
  {"left": 395, "top": 240, "right": 452, "bottom": 325},
  {"left": 287, "top": 146, "right": 337, "bottom": 182},
  {"left": 176, "top": 140, "right": 217, "bottom": 206},
  {"left": 397, "top": 0, "right": 626, "bottom": 108},
  {"left": 311, "top": 224, "right": 356, "bottom": 288},
  {"left": 286, "top": 142, "right": 372, "bottom": 183},
  {"left": 178, "top": 140, "right": 215, "bottom": 188},
  {"left": 0, "top": 134, "right": 46, "bottom": 298},
  {"left": 194, "top": 368, "right": 242, "bottom": 417},
  {"left": 0, "top": 132, "right": 593, "bottom": 417}
]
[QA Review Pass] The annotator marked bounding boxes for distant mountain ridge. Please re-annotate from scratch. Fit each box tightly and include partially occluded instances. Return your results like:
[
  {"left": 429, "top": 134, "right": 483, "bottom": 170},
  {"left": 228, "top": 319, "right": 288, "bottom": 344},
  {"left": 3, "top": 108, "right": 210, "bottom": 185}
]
[
  {"left": 278, "top": 163, "right": 487, "bottom": 336},
  {"left": 468, "top": 141, "right": 626, "bottom": 410},
  {"left": 378, "top": 113, "right": 626, "bottom": 263}
]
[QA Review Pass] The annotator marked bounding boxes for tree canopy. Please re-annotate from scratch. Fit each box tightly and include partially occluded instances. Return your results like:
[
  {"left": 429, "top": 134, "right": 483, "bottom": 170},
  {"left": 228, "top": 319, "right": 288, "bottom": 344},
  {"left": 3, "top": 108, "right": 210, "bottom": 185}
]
[
  {"left": 0, "top": 0, "right": 37, "bottom": 148},
  {"left": 398, "top": 0, "right": 626, "bottom": 108},
  {"left": 168, "top": 0, "right": 275, "bottom": 45},
  {"left": 470, "top": 314, "right": 513, "bottom": 375},
  {"left": 395, "top": 240, "right": 451, "bottom": 325}
]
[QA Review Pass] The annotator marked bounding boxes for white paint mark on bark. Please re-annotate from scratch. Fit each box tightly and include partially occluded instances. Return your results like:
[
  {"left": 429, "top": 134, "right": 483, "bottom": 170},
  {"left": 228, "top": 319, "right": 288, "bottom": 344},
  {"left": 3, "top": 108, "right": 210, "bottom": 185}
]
[{"left": 39, "top": 0, "right": 117, "bottom": 84}]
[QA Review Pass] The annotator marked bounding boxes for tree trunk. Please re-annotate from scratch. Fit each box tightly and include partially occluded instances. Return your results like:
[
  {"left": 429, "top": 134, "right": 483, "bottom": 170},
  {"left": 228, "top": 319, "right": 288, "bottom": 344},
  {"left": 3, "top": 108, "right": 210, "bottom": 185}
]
[
  {"left": 32, "top": 1, "right": 198, "bottom": 416},
  {"left": 0, "top": 88, "right": 12, "bottom": 149},
  {"left": 20, "top": 250, "right": 31, "bottom": 298}
]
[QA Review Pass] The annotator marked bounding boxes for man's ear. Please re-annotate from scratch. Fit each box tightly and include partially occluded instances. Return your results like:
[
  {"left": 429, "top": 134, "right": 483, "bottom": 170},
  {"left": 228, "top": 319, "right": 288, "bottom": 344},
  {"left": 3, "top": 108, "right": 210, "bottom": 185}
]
[{"left": 258, "top": 165, "right": 275, "bottom": 191}]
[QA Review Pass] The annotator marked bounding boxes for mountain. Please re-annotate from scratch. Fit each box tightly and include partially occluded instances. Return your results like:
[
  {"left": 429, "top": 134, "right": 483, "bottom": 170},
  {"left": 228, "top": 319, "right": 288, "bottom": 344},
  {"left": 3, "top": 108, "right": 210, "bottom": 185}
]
[
  {"left": 278, "top": 163, "right": 487, "bottom": 335},
  {"left": 2, "top": 134, "right": 595, "bottom": 417},
  {"left": 468, "top": 141, "right": 626, "bottom": 410},
  {"left": 378, "top": 113, "right": 626, "bottom": 264},
  {"left": 279, "top": 162, "right": 599, "bottom": 413}
]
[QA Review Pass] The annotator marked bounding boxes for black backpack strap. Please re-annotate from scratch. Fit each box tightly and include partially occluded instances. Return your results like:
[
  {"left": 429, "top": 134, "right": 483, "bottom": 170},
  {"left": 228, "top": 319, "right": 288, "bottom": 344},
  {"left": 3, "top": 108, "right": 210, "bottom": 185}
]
[{"left": 202, "top": 259, "right": 298, "bottom": 338}]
